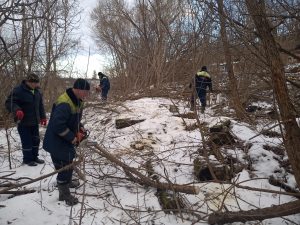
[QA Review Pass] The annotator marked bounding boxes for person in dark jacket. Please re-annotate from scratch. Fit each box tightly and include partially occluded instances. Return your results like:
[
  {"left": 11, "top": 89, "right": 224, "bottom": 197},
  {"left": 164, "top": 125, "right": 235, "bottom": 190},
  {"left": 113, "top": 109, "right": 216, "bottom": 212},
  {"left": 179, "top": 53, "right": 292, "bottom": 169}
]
[
  {"left": 190, "top": 66, "right": 212, "bottom": 113},
  {"left": 97, "top": 72, "right": 110, "bottom": 101},
  {"left": 5, "top": 73, "right": 47, "bottom": 166},
  {"left": 43, "top": 78, "right": 90, "bottom": 206}
]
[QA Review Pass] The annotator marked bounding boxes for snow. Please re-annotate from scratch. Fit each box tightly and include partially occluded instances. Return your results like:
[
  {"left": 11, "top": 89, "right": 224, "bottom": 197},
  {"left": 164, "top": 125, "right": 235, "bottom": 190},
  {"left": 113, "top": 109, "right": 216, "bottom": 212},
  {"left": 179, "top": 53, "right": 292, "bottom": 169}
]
[{"left": 1, "top": 97, "right": 300, "bottom": 225}]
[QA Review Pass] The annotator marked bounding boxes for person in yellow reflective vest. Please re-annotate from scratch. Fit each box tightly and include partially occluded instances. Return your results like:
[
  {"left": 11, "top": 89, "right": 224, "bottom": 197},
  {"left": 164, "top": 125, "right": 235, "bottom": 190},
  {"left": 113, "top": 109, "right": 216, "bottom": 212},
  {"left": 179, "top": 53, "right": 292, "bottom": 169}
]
[
  {"left": 190, "top": 66, "right": 212, "bottom": 113},
  {"left": 43, "top": 78, "right": 90, "bottom": 206},
  {"left": 97, "top": 72, "right": 110, "bottom": 102}
]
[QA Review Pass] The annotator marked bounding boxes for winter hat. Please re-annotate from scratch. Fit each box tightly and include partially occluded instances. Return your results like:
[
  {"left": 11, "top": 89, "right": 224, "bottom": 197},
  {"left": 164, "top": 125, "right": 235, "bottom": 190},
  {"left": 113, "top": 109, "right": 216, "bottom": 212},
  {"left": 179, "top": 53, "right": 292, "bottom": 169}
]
[
  {"left": 98, "top": 72, "right": 104, "bottom": 77},
  {"left": 26, "top": 73, "right": 40, "bottom": 83},
  {"left": 201, "top": 66, "right": 207, "bottom": 71},
  {"left": 73, "top": 78, "right": 90, "bottom": 90}
]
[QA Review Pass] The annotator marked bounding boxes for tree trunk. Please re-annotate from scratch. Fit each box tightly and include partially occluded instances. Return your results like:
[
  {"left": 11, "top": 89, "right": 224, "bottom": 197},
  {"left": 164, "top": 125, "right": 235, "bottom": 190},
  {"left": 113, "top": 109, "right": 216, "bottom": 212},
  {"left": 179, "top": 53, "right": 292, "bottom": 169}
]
[
  {"left": 207, "top": 2, "right": 300, "bottom": 224},
  {"left": 245, "top": 0, "right": 300, "bottom": 188},
  {"left": 216, "top": 0, "right": 246, "bottom": 119}
]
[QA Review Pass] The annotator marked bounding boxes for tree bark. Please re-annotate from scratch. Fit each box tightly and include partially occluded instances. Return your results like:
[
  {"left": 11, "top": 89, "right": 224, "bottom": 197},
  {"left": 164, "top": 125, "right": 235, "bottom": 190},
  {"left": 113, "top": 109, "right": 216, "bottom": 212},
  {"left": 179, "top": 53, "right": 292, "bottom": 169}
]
[
  {"left": 208, "top": 200, "right": 300, "bottom": 224},
  {"left": 245, "top": 0, "right": 300, "bottom": 188}
]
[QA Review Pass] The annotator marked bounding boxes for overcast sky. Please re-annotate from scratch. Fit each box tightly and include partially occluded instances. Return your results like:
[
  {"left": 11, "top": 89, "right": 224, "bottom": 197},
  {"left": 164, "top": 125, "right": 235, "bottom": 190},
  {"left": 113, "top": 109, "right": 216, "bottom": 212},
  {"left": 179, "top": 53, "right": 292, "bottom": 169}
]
[
  {"left": 70, "top": 0, "right": 134, "bottom": 78},
  {"left": 70, "top": 0, "right": 107, "bottom": 78}
]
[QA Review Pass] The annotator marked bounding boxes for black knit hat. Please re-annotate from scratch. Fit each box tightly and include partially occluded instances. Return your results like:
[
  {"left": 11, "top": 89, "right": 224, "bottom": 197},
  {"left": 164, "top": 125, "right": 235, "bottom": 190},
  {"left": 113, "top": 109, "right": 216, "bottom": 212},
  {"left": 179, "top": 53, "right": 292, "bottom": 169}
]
[
  {"left": 98, "top": 72, "right": 104, "bottom": 77},
  {"left": 201, "top": 66, "right": 207, "bottom": 71},
  {"left": 26, "top": 73, "right": 40, "bottom": 83},
  {"left": 73, "top": 78, "right": 90, "bottom": 90}
]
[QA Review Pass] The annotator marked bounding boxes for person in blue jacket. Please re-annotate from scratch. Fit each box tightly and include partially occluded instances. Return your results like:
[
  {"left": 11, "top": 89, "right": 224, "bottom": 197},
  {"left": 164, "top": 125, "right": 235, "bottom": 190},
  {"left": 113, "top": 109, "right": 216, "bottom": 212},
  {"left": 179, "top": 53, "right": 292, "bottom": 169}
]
[
  {"left": 190, "top": 66, "right": 213, "bottom": 113},
  {"left": 97, "top": 72, "right": 110, "bottom": 101},
  {"left": 43, "top": 78, "right": 90, "bottom": 206},
  {"left": 5, "top": 73, "right": 47, "bottom": 166}
]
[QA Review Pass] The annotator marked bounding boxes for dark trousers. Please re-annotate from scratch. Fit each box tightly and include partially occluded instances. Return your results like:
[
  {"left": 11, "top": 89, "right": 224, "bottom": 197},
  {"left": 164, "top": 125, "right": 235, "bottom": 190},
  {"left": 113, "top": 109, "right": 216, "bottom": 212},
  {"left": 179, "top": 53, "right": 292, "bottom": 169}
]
[
  {"left": 50, "top": 155, "right": 73, "bottom": 184},
  {"left": 101, "top": 88, "right": 109, "bottom": 101},
  {"left": 17, "top": 125, "right": 40, "bottom": 162},
  {"left": 196, "top": 88, "right": 207, "bottom": 107},
  {"left": 190, "top": 89, "right": 207, "bottom": 108}
]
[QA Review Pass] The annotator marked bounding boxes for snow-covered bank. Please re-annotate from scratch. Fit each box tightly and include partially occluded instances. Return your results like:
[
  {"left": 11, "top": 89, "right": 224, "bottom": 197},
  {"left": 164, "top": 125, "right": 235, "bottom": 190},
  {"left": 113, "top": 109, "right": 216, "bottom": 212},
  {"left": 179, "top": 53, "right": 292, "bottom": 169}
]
[{"left": 1, "top": 97, "right": 299, "bottom": 225}]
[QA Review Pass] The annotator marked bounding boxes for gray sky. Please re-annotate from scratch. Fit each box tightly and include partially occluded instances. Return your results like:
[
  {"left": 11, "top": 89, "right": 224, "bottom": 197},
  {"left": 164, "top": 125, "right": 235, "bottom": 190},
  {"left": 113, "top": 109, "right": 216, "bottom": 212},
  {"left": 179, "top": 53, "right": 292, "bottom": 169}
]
[
  {"left": 71, "top": 0, "right": 106, "bottom": 78},
  {"left": 71, "top": 0, "right": 134, "bottom": 78}
]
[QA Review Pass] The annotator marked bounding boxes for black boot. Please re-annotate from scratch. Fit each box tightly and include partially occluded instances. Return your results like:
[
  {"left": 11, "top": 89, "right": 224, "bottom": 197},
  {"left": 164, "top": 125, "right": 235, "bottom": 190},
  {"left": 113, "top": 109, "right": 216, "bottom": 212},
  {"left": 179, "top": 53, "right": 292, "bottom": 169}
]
[
  {"left": 190, "top": 103, "right": 195, "bottom": 111},
  {"left": 69, "top": 179, "right": 80, "bottom": 188},
  {"left": 34, "top": 157, "right": 45, "bottom": 164},
  {"left": 56, "top": 179, "right": 80, "bottom": 188},
  {"left": 201, "top": 106, "right": 205, "bottom": 113},
  {"left": 58, "top": 183, "right": 79, "bottom": 206},
  {"left": 23, "top": 161, "right": 38, "bottom": 166}
]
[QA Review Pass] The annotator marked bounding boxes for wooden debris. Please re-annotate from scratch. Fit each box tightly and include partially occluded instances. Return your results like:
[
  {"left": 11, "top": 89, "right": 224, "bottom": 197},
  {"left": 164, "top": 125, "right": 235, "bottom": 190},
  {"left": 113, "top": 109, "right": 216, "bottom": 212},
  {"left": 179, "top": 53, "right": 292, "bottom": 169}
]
[
  {"left": 208, "top": 120, "right": 235, "bottom": 146},
  {"left": 261, "top": 129, "right": 281, "bottom": 138},
  {"left": 269, "top": 176, "right": 298, "bottom": 193},
  {"left": 169, "top": 105, "right": 178, "bottom": 113},
  {"left": 263, "top": 145, "right": 285, "bottom": 156},
  {"left": 173, "top": 112, "right": 196, "bottom": 119},
  {"left": 91, "top": 144, "right": 200, "bottom": 195},
  {"left": 194, "top": 163, "right": 234, "bottom": 182},
  {"left": 208, "top": 200, "right": 300, "bottom": 225},
  {"left": 4, "top": 189, "right": 36, "bottom": 196},
  {"left": 115, "top": 118, "right": 145, "bottom": 129}
]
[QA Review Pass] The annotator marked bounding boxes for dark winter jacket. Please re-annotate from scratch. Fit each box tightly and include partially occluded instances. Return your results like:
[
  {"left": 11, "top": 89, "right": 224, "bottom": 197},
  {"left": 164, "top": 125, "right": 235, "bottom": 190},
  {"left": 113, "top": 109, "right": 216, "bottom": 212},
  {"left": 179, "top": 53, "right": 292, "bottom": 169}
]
[
  {"left": 100, "top": 75, "right": 110, "bottom": 91},
  {"left": 195, "top": 71, "right": 212, "bottom": 92},
  {"left": 43, "top": 88, "right": 83, "bottom": 161},
  {"left": 5, "top": 80, "right": 46, "bottom": 126}
]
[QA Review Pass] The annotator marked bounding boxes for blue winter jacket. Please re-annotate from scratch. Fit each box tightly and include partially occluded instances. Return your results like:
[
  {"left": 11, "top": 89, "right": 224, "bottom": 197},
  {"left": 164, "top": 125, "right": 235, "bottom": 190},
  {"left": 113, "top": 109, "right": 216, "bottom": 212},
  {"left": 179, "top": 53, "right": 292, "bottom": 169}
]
[
  {"left": 5, "top": 80, "right": 46, "bottom": 126},
  {"left": 100, "top": 75, "right": 110, "bottom": 91},
  {"left": 43, "top": 88, "right": 83, "bottom": 161},
  {"left": 195, "top": 71, "right": 212, "bottom": 92}
]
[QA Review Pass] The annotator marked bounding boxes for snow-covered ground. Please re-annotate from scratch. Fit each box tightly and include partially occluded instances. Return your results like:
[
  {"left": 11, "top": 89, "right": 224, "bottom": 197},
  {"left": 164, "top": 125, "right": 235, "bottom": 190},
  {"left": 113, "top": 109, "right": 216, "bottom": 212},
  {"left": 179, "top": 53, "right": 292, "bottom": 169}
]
[{"left": 0, "top": 97, "right": 299, "bottom": 225}]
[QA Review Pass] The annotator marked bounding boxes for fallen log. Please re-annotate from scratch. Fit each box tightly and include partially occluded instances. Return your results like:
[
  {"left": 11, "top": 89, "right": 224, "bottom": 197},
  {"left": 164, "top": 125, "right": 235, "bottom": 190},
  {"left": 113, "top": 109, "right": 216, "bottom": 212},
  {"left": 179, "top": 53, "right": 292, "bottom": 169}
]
[
  {"left": 115, "top": 118, "right": 145, "bottom": 129},
  {"left": 0, "top": 182, "right": 14, "bottom": 187},
  {"left": 208, "top": 200, "right": 300, "bottom": 224},
  {"left": 90, "top": 144, "right": 200, "bottom": 195},
  {"left": 1, "top": 189, "right": 36, "bottom": 195}
]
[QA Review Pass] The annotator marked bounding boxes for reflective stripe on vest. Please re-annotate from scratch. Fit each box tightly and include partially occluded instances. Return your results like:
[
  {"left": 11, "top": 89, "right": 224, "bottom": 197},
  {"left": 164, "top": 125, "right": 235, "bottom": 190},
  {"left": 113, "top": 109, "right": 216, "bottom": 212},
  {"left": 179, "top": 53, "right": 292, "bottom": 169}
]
[
  {"left": 196, "top": 71, "right": 211, "bottom": 78},
  {"left": 56, "top": 92, "right": 82, "bottom": 114}
]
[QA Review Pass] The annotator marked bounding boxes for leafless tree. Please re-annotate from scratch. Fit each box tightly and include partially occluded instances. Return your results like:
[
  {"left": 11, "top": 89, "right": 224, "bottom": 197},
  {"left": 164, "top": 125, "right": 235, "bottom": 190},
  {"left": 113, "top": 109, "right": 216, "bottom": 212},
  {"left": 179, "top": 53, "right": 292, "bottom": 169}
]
[
  {"left": 215, "top": 0, "right": 246, "bottom": 119},
  {"left": 0, "top": 0, "right": 81, "bottom": 112},
  {"left": 91, "top": 0, "right": 215, "bottom": 94},
  {"left": 207, "top": 0, "right": 300, "bottom": 223}
]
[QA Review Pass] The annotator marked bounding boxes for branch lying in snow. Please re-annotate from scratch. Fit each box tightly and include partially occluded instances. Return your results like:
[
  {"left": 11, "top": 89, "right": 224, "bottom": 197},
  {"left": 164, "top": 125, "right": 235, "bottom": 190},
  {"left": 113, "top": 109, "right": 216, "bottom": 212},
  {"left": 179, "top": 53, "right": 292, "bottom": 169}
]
[
  {"left": 235, "top": 183, "right": 300, "bottom": 198},
  {"left": 1, "top": 189, "right": 36, "bottom": 195},
  {"left": 90, "top": 144, "right": 200, "bottom": 195},
  {"left": 0, "top": 159, "right": 82, "bottom": 194},
  {"left": 208, "top": 200, "right": 300, "bottom": 225},
  {"left": 248, "top": 119, "right": 292, "bottom": 140}
]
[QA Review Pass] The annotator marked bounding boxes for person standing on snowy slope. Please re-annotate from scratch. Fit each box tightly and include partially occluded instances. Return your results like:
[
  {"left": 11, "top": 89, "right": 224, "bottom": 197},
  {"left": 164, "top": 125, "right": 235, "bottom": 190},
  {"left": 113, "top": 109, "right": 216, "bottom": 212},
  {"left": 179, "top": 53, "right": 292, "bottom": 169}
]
[
  {"left": 190, "top": 66, "right": 212, "bottom": 113},
  {"left": 5, "top": 73, "right": 47, "bottom": 166},
  {"left": 96, "top": 72, "right": 110, "bottom": 102},
  {"left": 43, "top": 78, "right": 90, "bottom": 206}
]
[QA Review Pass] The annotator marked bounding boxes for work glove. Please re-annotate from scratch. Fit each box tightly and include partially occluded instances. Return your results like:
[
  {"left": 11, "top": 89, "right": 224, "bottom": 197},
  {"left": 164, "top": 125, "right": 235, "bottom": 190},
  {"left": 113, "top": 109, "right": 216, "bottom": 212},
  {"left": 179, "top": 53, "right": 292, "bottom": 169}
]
[
  {"left": 79, "top": 126, "right": 87, "bottom": 133},
  {"left": 40, "top": 118, "right": 47, "bottom": 126},
  {"left": 76, "top": 131, "right": 85, "bottom": 143},
  {"left": 95, "top": 86, "right": 101, "bottom": 93},
  {"left": 15, "top": 110, "right": 24, "bottom": 120}
]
